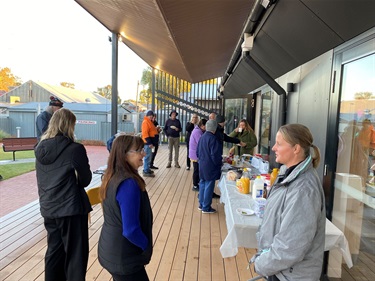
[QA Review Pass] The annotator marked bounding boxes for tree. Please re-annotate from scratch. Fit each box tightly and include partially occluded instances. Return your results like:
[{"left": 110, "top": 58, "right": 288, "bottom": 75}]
[
  {"left": 60, "top": 82, "right": 75, "bottom": 89},
  {"left": 354, "top": 91, "right": 374, "bottom": 99},
  {"left": 139, "top": 67, "right": 193, "bottom": 108},
  {"left": 0, "top": 67, "right": 22, "bottom": 92},
  {"left": 140, "top": 67, "right": 152, "bottom": 105},
  {"left": 139, "top": 89, "right": 150, "bottom": 104},
  {"left": 94, "top": 85, "right": 122, "bottom": 104}
]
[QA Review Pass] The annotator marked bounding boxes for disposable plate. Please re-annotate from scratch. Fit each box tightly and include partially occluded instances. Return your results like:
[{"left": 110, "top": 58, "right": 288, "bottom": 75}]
[{"left": 236, "top": 208, "right": 255, "bottom": 216}]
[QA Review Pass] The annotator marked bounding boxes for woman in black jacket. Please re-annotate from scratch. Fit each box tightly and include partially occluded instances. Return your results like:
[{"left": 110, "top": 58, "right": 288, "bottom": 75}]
[{"left": 35, "top": 108, "right": 92, "bottom": 281}]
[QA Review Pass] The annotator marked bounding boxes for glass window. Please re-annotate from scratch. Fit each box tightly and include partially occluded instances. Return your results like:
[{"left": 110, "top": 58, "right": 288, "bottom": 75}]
[
  {"left": 259, "top": 91, "right": 271, "bottom": 157},
  {"left": 224, "top": 98, "right": 248, "bottom": 133},
  {"left": 332, "top": 53, "right": 375, "bottom": 277}
]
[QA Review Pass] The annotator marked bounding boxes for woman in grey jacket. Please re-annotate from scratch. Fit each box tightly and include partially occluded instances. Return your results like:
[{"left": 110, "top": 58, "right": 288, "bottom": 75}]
[{"left": 252, "top": 124, "right": 325, "bottom": 281}]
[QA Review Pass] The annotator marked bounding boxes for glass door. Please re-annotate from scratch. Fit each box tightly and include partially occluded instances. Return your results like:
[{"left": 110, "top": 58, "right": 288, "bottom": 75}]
[{"left": 330, "top": 40, "right": 375, "bottom": 278}]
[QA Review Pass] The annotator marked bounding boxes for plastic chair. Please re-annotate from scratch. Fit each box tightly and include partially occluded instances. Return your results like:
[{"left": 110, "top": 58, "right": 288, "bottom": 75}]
[{"left": 86, "top": 187, "right": 102, "bottom": 224}]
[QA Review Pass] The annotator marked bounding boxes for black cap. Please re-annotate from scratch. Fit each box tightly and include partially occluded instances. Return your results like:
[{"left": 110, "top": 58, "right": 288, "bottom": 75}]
[
  {"left": 49, "top": 96, "right": 63, "bottom": 107},
  {"left": 169, "top": 110, "right": 178, "bottom": 117},
  {"left": 216, "top": 115, "right": 225, "bottom": 123}
]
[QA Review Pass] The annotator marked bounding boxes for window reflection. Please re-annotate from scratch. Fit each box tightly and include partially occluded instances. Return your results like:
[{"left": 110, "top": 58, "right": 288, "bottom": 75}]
[
  {"left": 224, "top": 98, "right": 248, "bottom": 133},
  {"left": 333, "top": 53, "right": 375, "bottom": 274},
  {"left": 260, "top": 92, "right": 271, "bottom": 156}
]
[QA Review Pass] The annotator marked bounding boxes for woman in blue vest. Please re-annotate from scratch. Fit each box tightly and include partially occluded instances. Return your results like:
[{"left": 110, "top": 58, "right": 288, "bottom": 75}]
[{"left": 98, "top": 135, "right": 153, "bottom": 281}]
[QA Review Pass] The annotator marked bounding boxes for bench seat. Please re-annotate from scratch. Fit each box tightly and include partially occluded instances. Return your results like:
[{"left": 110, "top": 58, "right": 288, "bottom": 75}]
[{"left": 2, "top": 137, "right": 38, "bottom": 161}]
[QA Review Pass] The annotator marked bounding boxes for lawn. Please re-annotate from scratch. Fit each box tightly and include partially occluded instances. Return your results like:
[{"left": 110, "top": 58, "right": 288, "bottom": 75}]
[
  {"left": 0, "top": 162, "right": 36, "bottom": 180},
  {"left": 0, "top": 150, "right": 36, "bottom": 180},
  {"left": 0, "top": 150, "right": 36, "bottom": 161}
]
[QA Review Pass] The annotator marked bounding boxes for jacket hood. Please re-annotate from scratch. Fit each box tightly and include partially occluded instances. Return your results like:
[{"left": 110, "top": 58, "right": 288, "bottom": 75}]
[{"left": 35, "top": 136, "right": 73, "bottom": 165}]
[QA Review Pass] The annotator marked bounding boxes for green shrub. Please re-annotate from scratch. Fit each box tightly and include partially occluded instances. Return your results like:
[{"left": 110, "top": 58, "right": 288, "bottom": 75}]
[{"left": 0, "top": 130, "right": 11, "bottom": 141}]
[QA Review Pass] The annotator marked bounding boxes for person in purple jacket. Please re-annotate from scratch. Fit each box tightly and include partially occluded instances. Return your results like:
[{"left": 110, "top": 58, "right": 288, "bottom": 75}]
[
  {"left": 188, "top": 118, "right": 207, "bottom": 191},
  {"left": 98, "top": 135, "right": 153, "bottom": 281}
]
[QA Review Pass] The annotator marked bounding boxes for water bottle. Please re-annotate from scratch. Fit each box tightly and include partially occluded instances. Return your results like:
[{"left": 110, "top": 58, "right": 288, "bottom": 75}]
[{"left": 252, "top": 175, "right": 264, "bottom": 199}]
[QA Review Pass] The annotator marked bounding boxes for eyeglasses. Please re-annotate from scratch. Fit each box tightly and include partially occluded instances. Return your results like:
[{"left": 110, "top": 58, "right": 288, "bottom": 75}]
[{"left": 128, "top": 148, "right": 145, "bottom": 154}]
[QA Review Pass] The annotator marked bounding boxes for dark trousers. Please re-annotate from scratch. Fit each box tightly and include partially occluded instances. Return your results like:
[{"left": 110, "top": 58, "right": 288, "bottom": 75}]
[
  {"left": 186, "top": 142, "right": 191, "bottom": 168},
  {"left": 150, "top": 143, "right": 159, "bottom": 166},
  {"left": 112, "top": 267, "right": 149, "bottom": 281},
  {"left": 193, "top": 161, "right": 199, "bottom": 187},
  {"left": 44, "top": 214, "right": 89, "bottom": 281},
  {"left": 268, "top": 275, "right": 280, "bottom": 281}
]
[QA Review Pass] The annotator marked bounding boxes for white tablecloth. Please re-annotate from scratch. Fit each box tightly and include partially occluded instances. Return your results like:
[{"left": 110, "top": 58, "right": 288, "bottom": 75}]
[{"left": 218, "top": 175, "right": 353, "bottom": 268}]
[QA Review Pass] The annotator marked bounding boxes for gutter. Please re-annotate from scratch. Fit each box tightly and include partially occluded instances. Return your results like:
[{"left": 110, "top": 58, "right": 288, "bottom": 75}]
[{"left": 221, "top": 0, "right": 273, "bottom": 86}]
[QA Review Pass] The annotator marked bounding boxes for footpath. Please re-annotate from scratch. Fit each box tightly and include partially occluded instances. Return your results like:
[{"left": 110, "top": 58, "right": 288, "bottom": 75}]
[{"left": 0, "top": 145, "right": 109, "bottom": 217}]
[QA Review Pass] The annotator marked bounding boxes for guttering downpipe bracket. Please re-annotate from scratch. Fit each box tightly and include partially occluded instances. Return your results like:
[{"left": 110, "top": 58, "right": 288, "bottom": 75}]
[
  {"left": 243, "top": 52, "right": 287, "bottom": 125},
  {"left": 243, "top": 52, "right": 286, "bottom": 96}
]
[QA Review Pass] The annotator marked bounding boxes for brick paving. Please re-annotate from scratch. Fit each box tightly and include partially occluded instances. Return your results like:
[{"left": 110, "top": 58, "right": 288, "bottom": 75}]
[{"left": 0, "top": 145, "right": 109, "bottom": 217}]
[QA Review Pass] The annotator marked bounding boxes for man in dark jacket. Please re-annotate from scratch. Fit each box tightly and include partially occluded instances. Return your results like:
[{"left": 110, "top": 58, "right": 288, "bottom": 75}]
[
  {"left": 150, "top": 113, "right": 162, "bottom": 169},
  {"left": 208, "top": 113, "right": 245, "bottom": 198},
  {"left": 36, "top": 96, "right": 63, "bottom": 141},
  {"left": 164, "top": 109, "right": 182, "bottom": 168},
  {"left": 210, "top": 113, "right": 245, "bottom": 151},
  {"left": 197, "top": 119, "right": 222, "bottom": 214}
]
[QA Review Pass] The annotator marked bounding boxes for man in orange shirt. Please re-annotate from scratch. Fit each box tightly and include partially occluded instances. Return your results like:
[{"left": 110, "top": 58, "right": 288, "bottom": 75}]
[{"left": 142, "top": 110, "right": 158, "bottom": 177}]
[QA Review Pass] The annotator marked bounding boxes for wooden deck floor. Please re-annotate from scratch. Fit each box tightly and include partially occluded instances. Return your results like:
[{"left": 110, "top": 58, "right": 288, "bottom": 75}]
[
  {"left": 3, "top": 145, "right": 369, "bottom": 281},
  {"left": 0, "top": 145, "right": 258, "bottom": 281}
]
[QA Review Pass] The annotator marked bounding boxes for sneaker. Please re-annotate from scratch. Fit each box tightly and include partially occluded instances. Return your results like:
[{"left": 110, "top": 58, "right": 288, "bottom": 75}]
[
  {"left": 150, "top": 165, "right": 159, "bottom": 169},
  {"left": 143, "top": 171, "right": 155, "bottom": 177},
  {"left": 202, "top": 208, "right": 217, "bottom": 214},
  {"left": 192, "top": 186, "right": 199, "bottom": 192},
  {"left": 166, "top": 163, "right": 171, "bottom": 168},
  {"left": 175, "top": 163, "right": 181, "bottom": 168},
  {"left": 198, "top": 206, "right": 202, "bottom": 211},
  {"left": 186, "top": 167, "right": 190, "bottom": 170},
  {"left": 212, "top": 192, "right": 220, "bottom": 199}
]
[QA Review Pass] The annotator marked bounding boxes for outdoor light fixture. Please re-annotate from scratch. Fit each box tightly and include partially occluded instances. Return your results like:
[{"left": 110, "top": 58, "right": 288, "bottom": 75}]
[{"left": 241, "top": 33, "right": 254, "bottom": 52}]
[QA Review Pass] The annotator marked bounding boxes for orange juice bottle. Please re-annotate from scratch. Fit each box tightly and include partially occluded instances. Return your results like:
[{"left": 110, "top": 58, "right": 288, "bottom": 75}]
[
  {"left": 241, "top": 168, "right": 250, "bottom": 194},
  {"left": 270, "top": 168, "right": 279, "bottom": 186}
]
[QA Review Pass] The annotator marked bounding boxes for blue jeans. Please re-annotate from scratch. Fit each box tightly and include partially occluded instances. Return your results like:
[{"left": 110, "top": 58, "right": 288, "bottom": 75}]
[
  {"left": 143, "top": 144, "right": 152, "bottom": 173},
  {"left": 198, "top": 179, "right": 215, "bottom": 211}
]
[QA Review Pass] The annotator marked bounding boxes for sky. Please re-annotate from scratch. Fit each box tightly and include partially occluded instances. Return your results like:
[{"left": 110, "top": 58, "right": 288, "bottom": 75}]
[
  {"left": 0, "top": 0, "right": 149, "bottom": 100},
  {"left": 341, "top": 53, "right": 375, "bottom": 101}
]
